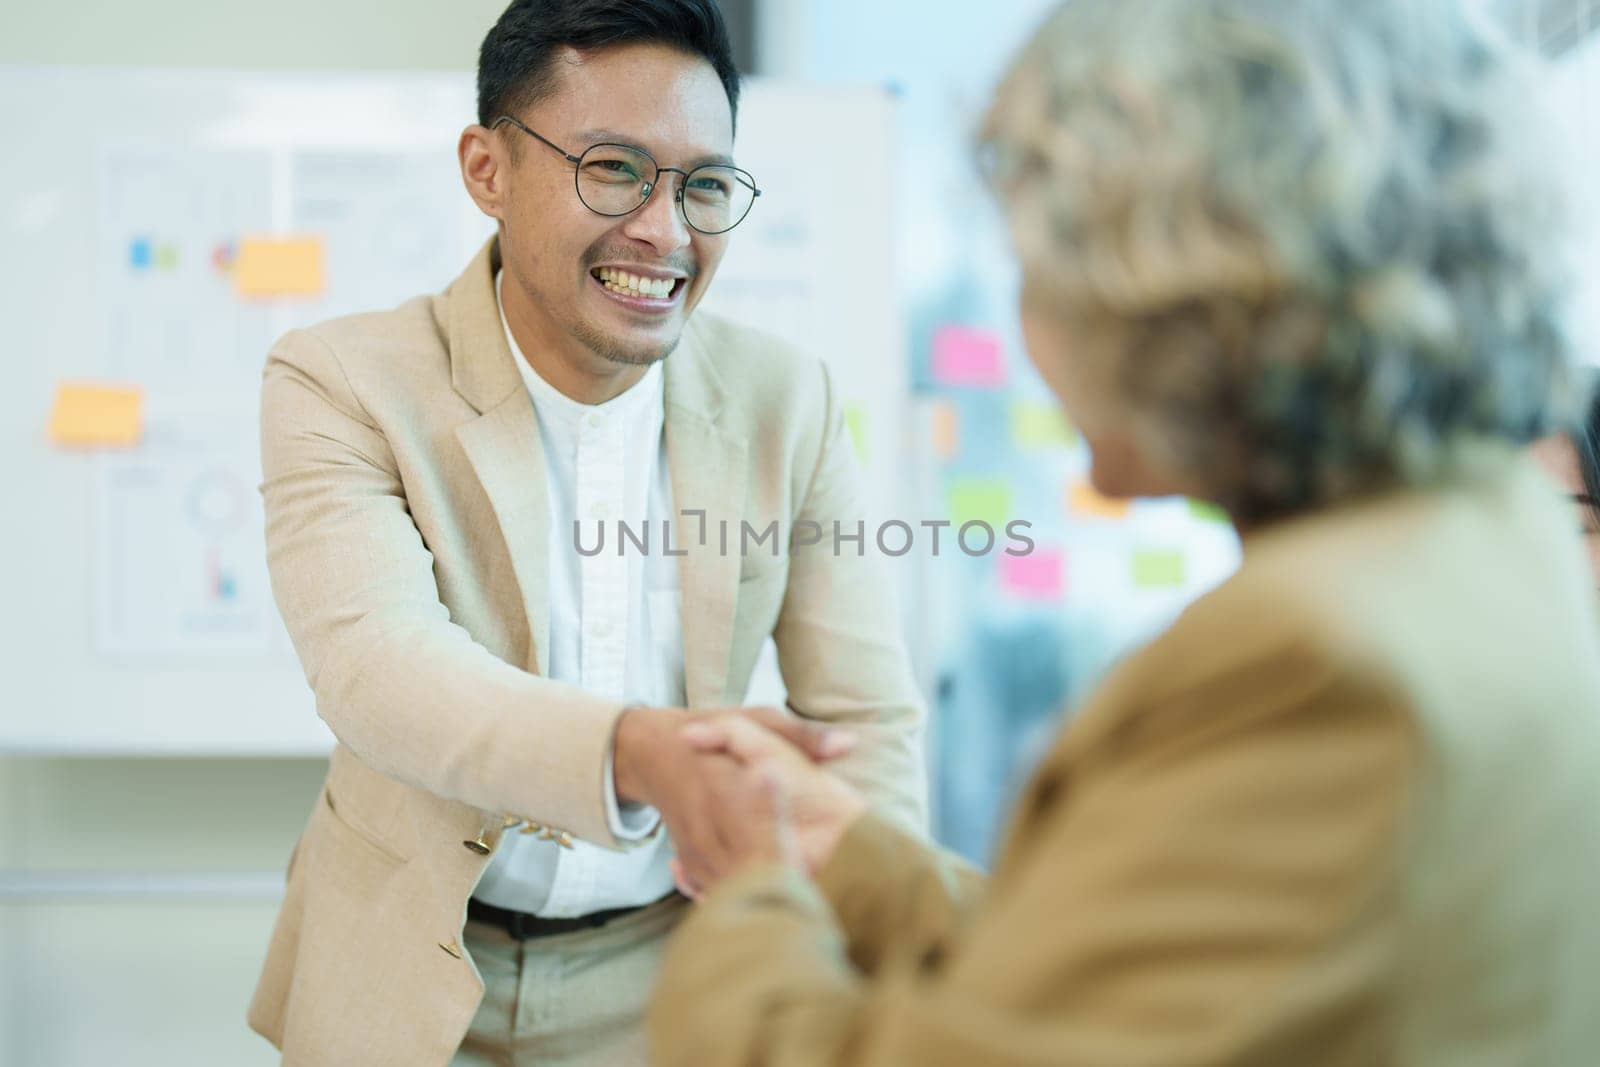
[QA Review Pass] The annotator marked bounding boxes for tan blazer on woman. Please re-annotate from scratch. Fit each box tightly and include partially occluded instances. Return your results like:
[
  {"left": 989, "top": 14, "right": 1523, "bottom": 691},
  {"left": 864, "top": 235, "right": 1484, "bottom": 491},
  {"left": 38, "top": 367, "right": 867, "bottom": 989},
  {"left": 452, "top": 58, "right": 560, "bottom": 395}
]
[{"left": 651, "top": 458, "right": 1600, "bottom": 1066}]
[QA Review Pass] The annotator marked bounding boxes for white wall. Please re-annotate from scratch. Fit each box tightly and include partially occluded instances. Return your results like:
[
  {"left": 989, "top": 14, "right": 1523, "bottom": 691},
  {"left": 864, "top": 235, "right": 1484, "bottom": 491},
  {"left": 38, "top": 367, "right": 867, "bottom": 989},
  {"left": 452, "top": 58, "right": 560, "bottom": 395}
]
[
  {"left": 1, "top": 4, "right": 508, "bottom": 1064},
  {"left": 1, "top": 760, "right": 330, "bottom": 1065},
  {"left": 0, "top": 0, "right": 511, "bottom": 71}
]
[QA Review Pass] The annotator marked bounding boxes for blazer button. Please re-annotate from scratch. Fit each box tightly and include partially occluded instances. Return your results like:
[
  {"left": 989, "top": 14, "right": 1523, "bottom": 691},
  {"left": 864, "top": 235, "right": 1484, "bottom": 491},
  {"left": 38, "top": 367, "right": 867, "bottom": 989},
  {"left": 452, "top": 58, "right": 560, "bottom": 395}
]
[
  {"left": 519, "top": 820, "right": 544, "bottom": 835},
  {"left": 502, "top": 814, "right": 522, "bottom": 829},
  {"left": 556, "top": 831, "right": 574, "bottom": 850},
  {"left": 438, "top": 940, "right": 462, "bottom": 959}
]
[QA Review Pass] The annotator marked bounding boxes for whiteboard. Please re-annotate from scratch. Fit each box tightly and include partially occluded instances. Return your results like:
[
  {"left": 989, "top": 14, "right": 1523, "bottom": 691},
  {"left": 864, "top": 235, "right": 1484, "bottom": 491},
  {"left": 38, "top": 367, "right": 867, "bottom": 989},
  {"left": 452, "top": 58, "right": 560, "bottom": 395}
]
[{"left": 0, "top": 67, "right": 906, "bottom": 755}]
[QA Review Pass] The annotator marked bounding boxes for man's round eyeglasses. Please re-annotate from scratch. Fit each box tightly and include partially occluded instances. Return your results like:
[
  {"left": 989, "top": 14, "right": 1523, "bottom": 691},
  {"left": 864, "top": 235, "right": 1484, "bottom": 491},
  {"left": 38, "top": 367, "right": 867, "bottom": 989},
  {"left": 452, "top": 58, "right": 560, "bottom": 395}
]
[{"left": 492, "top": 116, "right": 761, "bottom": 236}]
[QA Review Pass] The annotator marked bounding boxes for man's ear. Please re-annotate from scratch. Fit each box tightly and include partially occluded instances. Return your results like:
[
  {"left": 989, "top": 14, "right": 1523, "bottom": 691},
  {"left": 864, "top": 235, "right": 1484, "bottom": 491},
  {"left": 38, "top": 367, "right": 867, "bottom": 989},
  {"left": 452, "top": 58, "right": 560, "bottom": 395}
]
[{"left": 459, "top": 124, "right": 506, "bottom": 223}]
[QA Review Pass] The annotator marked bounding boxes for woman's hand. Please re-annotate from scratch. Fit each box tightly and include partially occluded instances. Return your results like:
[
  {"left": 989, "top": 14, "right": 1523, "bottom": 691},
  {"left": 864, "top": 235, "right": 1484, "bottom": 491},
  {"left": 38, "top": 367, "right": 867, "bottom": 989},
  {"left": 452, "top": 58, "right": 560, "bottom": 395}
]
[{"left": 669, "top": 716, "right": 868, "bottom": 899}]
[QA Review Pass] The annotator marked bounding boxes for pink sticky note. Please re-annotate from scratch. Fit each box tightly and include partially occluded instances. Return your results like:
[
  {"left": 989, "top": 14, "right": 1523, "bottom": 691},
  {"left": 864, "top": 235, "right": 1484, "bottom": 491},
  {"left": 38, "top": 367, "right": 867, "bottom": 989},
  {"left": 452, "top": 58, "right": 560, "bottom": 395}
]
[
  {"left": 932, "top": 325, "right": 1004, "bottom": 387},
  {"left": 999, "top": 548, "right": 1066, "bottom": 600}
]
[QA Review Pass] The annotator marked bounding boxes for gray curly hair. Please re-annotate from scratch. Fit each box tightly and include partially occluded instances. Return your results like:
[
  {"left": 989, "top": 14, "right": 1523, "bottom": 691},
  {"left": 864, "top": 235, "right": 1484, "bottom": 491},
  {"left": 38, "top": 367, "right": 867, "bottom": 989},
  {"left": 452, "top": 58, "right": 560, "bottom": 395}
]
[{"left": 982, "top": 0, "right": 1584, "bottom": 522}]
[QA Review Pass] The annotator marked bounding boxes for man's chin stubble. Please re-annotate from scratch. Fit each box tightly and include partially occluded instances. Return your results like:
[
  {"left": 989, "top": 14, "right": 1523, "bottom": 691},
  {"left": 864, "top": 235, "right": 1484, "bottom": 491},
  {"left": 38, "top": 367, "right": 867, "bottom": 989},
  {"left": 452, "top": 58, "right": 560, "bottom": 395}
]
[{"left": 573, "top": 321, "right": 681, "bottom": 367}]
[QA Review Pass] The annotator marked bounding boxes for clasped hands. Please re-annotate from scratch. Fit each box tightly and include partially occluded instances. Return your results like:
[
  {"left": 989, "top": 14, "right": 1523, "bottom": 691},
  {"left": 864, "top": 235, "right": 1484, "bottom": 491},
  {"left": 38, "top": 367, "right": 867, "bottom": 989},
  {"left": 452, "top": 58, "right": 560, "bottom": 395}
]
[{"left": 613, "top": 705, "right": 867, "bottom": 900}]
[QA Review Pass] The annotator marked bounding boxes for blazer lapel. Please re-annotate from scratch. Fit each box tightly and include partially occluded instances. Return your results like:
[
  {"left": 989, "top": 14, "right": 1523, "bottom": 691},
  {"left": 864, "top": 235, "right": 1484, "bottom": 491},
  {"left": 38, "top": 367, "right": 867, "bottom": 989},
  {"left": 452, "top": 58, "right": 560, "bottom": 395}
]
[
  {"left": 446, "top": 237, "right": 746, "bottom": 701},
  {"left": 447, "top": 237, "right": 552, "bottom": 675},
  {"left": 455, "top": 396, "right": 552, "bottom": 676},
  {"left": 666, "top": 323, "right": 747, "bottom": 708}
]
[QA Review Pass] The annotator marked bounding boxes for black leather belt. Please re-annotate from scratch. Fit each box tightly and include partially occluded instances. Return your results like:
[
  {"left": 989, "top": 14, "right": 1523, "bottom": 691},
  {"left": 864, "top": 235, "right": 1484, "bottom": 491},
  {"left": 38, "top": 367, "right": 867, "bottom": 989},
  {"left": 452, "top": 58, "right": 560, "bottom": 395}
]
[{"left": 466, "top": 896, "right": 651, "bottom": 940}]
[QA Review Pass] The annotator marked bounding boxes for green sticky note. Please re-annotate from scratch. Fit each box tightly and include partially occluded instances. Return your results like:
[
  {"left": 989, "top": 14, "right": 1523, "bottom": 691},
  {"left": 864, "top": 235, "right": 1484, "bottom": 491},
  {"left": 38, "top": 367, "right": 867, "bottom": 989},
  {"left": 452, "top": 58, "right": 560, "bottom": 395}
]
[
  {"left": 1188, "top": 499, "right": 1229, "bottom": 524},
  {"left": 1132, "top": 549, "right": 1186, "bottom": 588},
  {"left": 844, "top": 404, "right": 868, "bottom": 463},
  {"left": 1011, "top": 402, "right": 1076, "bottom": 450},
  {"left": 946, "top": 480, "right": 1011, "bottom": 528}
]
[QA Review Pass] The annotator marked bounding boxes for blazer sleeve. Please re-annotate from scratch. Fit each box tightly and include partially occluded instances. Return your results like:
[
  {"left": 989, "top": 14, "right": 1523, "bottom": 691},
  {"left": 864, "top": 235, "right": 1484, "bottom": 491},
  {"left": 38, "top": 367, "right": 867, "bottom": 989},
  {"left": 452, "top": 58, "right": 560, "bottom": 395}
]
[
  {"left": 773, "top": 360, "right": 928, "bottom": 833},
  {"left": 812, "top": 813, "right": 986, "bottom": 976},
  {"left": 260, "top": 328, "right": 632, "bottom": 848},
  {"left": 647, "top": 643, "right": 1418, "bottom": 1067}
]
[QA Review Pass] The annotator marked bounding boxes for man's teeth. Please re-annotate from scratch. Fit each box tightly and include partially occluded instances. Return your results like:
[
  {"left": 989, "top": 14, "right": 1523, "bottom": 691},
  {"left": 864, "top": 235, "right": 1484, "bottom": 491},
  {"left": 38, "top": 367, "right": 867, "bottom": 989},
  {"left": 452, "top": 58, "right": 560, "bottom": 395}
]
[{"left": 596, "top": 267, "right": 676, "bottom": 299}]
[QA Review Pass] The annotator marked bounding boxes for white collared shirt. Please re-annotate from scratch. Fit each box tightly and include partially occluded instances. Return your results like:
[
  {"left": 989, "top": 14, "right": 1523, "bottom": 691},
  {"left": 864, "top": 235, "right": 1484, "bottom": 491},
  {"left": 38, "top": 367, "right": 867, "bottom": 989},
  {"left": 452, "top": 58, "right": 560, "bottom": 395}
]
[{"left": 471, "top": 270, "right": 681, "bottom": 917}]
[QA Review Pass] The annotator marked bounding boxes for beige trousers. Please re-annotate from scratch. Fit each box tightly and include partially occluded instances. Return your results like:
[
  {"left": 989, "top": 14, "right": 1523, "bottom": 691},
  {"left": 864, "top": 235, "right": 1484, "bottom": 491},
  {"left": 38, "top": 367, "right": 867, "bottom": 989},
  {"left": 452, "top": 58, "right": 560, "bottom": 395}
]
[{"left": 451, "top": 894, "right": 689, "bottom": 1066}]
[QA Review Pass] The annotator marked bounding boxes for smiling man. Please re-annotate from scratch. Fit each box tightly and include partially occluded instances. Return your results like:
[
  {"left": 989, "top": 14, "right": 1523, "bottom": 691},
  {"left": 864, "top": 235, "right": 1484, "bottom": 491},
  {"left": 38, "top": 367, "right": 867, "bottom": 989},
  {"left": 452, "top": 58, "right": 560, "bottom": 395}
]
[{"left": 245, "top": 2, "right": 927, "bottom": 1065}]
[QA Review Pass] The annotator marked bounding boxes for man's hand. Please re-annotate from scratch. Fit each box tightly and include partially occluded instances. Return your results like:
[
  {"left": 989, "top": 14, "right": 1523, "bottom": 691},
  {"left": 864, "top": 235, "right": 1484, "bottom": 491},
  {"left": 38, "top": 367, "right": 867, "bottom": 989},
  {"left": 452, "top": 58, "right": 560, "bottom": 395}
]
[
  {"left": 611, "top": 705, "right": 858, "bottom": 891},
  {"left": 670, "top": 759, "right": 802, "bottom": 900},
  {"left": 672, "top": 715, "right": 868, "bottom": 897}
]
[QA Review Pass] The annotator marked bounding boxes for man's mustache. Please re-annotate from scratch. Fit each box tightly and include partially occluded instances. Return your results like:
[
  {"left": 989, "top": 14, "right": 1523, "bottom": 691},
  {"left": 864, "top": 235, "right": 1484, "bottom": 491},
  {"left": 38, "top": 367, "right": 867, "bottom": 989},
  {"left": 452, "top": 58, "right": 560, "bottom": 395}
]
[{"left": 582, "top": 246, "right": 698, "bottom": 279}]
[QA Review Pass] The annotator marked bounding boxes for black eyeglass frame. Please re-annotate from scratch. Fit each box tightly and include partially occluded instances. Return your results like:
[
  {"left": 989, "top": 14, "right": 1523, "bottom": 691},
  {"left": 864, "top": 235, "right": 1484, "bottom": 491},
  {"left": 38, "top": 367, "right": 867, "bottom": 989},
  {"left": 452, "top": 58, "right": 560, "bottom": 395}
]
[{"left": 491, "top": 115, "right": 761, "bottom": 236}]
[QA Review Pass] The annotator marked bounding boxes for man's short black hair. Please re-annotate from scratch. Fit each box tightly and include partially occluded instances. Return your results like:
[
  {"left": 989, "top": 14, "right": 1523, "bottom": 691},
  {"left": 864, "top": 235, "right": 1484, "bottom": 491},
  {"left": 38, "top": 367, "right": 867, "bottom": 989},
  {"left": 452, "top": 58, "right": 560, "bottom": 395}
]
[{"left": 477, "top": 0, "right": 741, "bottom": 132}]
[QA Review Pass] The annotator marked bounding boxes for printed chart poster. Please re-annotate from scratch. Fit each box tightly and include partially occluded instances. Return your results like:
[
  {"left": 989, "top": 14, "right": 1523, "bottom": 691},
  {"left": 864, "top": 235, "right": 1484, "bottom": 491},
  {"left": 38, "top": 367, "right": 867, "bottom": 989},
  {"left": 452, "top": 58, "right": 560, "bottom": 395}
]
[
  {"left": 97, "top": 147, "right": 279, "bottom": 392},
  {"left": 695, "top": 168, "right": 816, "bottom": 351},
  {"left": 286, "top": 150, "right": 465, "bottom": 327},
  {"left": 94, "top": 416, "right": 275, "bottom": 657}
]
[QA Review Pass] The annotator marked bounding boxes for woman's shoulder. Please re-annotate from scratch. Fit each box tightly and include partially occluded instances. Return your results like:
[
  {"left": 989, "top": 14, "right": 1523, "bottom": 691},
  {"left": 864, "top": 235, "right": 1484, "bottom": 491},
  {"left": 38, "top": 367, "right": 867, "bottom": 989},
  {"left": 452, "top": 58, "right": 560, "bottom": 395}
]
[{"left": 1095, "top": 462, "right": 1600, "bottom": 767}]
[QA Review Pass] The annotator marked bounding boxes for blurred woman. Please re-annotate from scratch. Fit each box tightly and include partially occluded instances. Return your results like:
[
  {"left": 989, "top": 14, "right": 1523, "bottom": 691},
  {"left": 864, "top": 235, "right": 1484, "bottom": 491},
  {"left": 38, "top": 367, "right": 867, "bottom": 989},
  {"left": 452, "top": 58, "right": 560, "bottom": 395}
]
[{"left": 647, "top": 1, "right": 1600, "bottom": 1064}]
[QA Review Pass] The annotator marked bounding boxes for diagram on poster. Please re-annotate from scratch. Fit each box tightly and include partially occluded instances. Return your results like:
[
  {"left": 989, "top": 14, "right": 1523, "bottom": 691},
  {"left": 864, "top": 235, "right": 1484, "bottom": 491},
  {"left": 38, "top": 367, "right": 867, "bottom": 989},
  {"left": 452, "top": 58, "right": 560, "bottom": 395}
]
[
  {"left": 285, "top": 150, "right": 468, "bottom": 328},
  {"left": 94, "top": 415, "right": 277, "bottom": 657}
]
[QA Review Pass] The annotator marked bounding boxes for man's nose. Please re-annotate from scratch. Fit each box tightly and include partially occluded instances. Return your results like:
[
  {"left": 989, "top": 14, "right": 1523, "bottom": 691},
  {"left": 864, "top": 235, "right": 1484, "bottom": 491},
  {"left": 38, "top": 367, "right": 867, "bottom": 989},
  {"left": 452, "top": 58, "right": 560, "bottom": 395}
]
[{"left": 621, "top": 174, "right": 693, "bottom": 256}]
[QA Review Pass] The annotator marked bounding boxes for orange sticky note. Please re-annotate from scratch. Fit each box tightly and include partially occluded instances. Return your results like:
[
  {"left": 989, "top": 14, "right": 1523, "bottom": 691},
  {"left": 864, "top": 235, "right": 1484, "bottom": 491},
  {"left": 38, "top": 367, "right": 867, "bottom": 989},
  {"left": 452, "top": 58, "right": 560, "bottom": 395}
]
[
  {"left": 47, "top": 383, "right": 143, "bottom": 448},
  {"left": 929, "top": 400, "right": 959, "bottom": 460},
  {"left": 234, "top": 236, "right": 325, "bottom": 297},
  {"left": 1068, "top": 479, "right": 1130, "bottom": 520}
]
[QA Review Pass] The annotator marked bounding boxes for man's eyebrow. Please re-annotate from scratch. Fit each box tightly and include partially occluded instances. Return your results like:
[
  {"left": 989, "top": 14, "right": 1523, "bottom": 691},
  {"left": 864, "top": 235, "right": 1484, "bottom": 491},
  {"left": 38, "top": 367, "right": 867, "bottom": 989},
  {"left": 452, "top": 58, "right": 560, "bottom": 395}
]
[{"left": 572, "top": 128, "right": 735, "bottom": 168}]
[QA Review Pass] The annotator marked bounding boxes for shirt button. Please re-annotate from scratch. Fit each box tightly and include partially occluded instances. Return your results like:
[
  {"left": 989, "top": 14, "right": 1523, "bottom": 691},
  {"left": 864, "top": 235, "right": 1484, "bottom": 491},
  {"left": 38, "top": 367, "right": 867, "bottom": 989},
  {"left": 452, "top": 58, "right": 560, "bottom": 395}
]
[
  {"left": 591, "top": 501, "right": 610, "bottom": 519},
  {"left": 594, "top": 620, "right": 612, "bottom": 638},
  {"left": 585, "top": 412, "right": 602, "bottom": 429}
]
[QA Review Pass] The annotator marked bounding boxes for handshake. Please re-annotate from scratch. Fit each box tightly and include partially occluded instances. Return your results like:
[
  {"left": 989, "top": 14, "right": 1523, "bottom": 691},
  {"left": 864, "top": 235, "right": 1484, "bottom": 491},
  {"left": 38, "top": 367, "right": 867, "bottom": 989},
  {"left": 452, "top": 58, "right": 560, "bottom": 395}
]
[{"left": 612, "top": 705, "right": 868, "bottom": 900}]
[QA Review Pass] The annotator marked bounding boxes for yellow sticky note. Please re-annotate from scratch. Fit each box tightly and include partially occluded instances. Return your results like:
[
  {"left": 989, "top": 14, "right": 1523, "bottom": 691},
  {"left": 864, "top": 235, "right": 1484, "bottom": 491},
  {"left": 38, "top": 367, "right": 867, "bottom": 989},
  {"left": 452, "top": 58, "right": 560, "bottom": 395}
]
[
  {"left": 1068, "top": 479, "right": 1130, "bottom": 520},
  {"left": 47, "top": 383, "right": 143, "bottom": 448},
  {"left": 1012, "top": 402, "right": 1076, "bottom": 450},
  {"left": 234, "top": 236, "right": 325, "bottom": 297},
  {"left": 844, "top": 404, "right": 869, "bottom": 463},
  {"left": 946, "top": 480, "right": 1011, "bottom": 528},
  {"left": 930, "top": 400, "right": 959, "bottom": 460}
]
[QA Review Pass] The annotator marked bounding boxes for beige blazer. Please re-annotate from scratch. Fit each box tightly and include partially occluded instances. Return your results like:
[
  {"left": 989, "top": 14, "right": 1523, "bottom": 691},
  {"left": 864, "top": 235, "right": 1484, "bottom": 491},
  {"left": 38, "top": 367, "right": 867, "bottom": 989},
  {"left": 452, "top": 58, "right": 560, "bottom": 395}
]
[
  {"left": 246, "top": 238, "right": 927, "bottom": 1064},
  {"left": 650, "top": 457, "right": 1600, "bottom": 1066}
]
